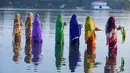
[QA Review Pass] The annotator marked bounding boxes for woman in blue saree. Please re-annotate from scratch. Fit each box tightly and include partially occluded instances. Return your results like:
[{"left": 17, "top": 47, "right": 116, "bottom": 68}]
[
  {"left": 69, "top": 14, "right": 82, "bottom": 72},
  {"left": 69, "top": 14, "right": 82, "bottom": 51}
]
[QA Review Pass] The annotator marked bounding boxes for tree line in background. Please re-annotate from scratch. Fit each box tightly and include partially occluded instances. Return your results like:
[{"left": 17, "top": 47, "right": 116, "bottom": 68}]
[
  {"left": 0, "top": 0, "right": 130, "bottom": 10},
  {"left": 106, "top": 0, "right": 130, "bottom": 10}
]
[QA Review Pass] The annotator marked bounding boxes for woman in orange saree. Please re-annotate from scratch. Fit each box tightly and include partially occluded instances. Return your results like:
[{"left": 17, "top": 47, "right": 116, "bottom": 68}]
[
  {"left": 13, "top": 13, "right": 21, "bottom": 43},
  {"left": 84, "top": 16, "right": 102, "bottom": 56}
]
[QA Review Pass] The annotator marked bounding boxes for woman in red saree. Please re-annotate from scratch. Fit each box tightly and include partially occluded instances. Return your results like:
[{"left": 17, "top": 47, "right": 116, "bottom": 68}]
[{"left": 105, "top": 17, "right": 121, "bottom": 57}]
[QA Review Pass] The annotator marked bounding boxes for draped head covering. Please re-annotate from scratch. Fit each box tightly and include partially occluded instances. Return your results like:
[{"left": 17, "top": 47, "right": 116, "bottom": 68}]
[
  {"left": 105, "top": 17, "right": 117, "bottom": 45},
  {"left": 55, "top": 14, "right": 64, "bottom": 42},
  {"left": 70, "top": 14, "right": 80, "bottom": 40},
  {"left": 14, "top": 13, "right": 20, "bottom": 24},
  {"left": 56, "top": 14, "right": 64, "bottom": 25},
  {"left": 13, "top": 13, "right": 21, "bottom": 36},
  {"left": 25, "top": 13, "right": 33, "bottom": 37},
  {"left": 106, "top": 16, "right": 116, "bottom": 33},
  {"left": 32, "top": 14, "right": 42, "bottom": 42},
  {"left": 33, "top": 14, "right": 41, "bottom": 34},
  {"left": 15, "top": 13, "right": 20, "bottom": 18},
  {"left": 33, "top": 14, "right": 40, "bottom": 27},
  {"left": 85, "top": 16, "right": 96, "bottom": 42},
  {"left": 26, "top": 12, "right": 33, "bottom": 23},
  {"left": 28, "top": 12, "right": 33, "bottom": 17}
]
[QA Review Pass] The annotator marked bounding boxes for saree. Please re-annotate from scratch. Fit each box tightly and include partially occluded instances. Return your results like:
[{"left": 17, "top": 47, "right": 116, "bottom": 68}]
[
  {"left": 13, "top": 13, "right": 21, "bottom": 43},
  {"left": 55, "top": 43, "right": 64, "bottom": 70},
  {"left": 32, "top": 14, "right": 42, "bottom": 43},
  {"left": 55, "top": 14, "right": 65, "bottom": 68},
  {"left": 24, "top": 43, "right": 32, "bottom": 64},
  {"left": 69, "top": 43, "right": 81, "bottom": 72},
  {"left": 69, "top": 15, "right": 81, "bottom": 72},
  {"left": 84, "top": 16, "right": 96, "bottom": 56},
  {"left": 105, "top": 17, "right": 118, "bottom": 57},
  {"left": 69, "top": 14, "right": 82, "bottom": 51},
  {"left": 13, "top": 40, "right": 21, "bottom": 62},
  {"left": 104, "top": 51, "right": 117, "bottom": 73},
  {"left": 55, "top": 14, "right": 64, "bottom": 44},
  {"left": 25, "top": 13, "right": 33, "bottom": 44},
  {"left": 84, "top": 49, "right": 96, "bottom": 73},
  {"left": 32, "top": 42, "right": 42, "bottom": 66}
]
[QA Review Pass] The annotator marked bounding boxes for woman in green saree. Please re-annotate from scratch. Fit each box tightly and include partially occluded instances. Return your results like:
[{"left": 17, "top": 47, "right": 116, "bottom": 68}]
[
  {"left": 55, "top": 14, "right": 66, "bottom": 64},
  {"left": 55, "top": 14, "right": 65, "bottom": 44}
]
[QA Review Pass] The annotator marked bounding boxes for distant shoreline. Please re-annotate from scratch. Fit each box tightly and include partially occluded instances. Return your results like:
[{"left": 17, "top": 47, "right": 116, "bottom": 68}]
[{"left": 0, "top": 8, "right": 129, "bottom": 12}]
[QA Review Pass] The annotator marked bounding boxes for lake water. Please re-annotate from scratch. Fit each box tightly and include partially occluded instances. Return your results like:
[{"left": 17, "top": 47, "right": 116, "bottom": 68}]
[{"left": 0, "top": 9, "right": 130, "bottom": 73}]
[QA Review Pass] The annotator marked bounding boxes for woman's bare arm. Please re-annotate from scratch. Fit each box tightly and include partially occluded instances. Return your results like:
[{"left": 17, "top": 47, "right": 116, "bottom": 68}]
[{"left": 95, "top": 27, "right": 103, "bottom": 31}]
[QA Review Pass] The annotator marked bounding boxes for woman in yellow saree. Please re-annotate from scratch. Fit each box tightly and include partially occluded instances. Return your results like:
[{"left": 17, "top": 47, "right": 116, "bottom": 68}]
[
  {"left": 12, "top": 13, "right": 21, "bottom": 63},
  {"left": 25, "top": 12, "right": 33, "bottom": 44},
  {"left": 85, "top": 16, "right": 102, "bottom": 56},
  {"left": 13, "top": 13, "right": 21, "bottom": 43},
  {"left": 84, "top": 49, "right": 96, "bottom": 73}
]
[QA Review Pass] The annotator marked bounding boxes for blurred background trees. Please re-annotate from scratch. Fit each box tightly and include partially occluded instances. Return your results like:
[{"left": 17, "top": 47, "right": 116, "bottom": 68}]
[{"left": 0, "top": 0, "right": 130, "bottom": 10}]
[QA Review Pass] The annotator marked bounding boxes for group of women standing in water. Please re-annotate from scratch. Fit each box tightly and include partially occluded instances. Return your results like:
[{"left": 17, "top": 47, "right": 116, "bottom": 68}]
[
  {"left": 55, "top": 13, "right": 126, "bottom": 72},
  {"left": 12, "top": 12, "right": 43, "bottom": 64},
  {"left": 13, "top": 12, "right": 43, "bottom": 45},
  {"left": 55, "top": 13, "right": 125, "bottom": 58},
  {"left": 12, "top": 12, "right": 126, "bottom": 72}
]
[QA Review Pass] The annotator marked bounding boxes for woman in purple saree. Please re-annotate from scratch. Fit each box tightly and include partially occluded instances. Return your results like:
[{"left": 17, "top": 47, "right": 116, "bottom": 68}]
[{"left": 32, "top": 14, "right": 43, "bottom": 43}]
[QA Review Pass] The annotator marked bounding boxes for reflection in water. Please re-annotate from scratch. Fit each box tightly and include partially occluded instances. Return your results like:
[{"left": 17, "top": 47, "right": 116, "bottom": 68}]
[
  {"left": 104, "top": 50, "right": 117, "bottom": 73},
  {"left": 84, "top": 49, "right": 100, "bottom": 73},
  {"left": 55, "top": 43, "right": 65, "bottom": 71},
  {"left": 120, "top": 57, "right": 125, "bottom": 72},
  {"left": 0, "top": 10, "right": 129, "bottom": 73},
  {"left": 24, "top": 42, "right": 32, "bottom": 64},
  {"left": 12, "top": 41, "right": 21, "bottom": 63},
  {"left": 104, "top": 51, "right": 125, "bottom": 73},
  {"left": 69, "top": 39, "right": 81, "bottom": 72},
  {"left": 32, "top": 42, "right": 42, "bottom": 72}
]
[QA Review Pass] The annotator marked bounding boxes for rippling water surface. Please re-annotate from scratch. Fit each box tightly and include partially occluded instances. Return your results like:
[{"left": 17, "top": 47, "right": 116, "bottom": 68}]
[{"left": 0, "top": 9, "right": 130, "bottom": 73}]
